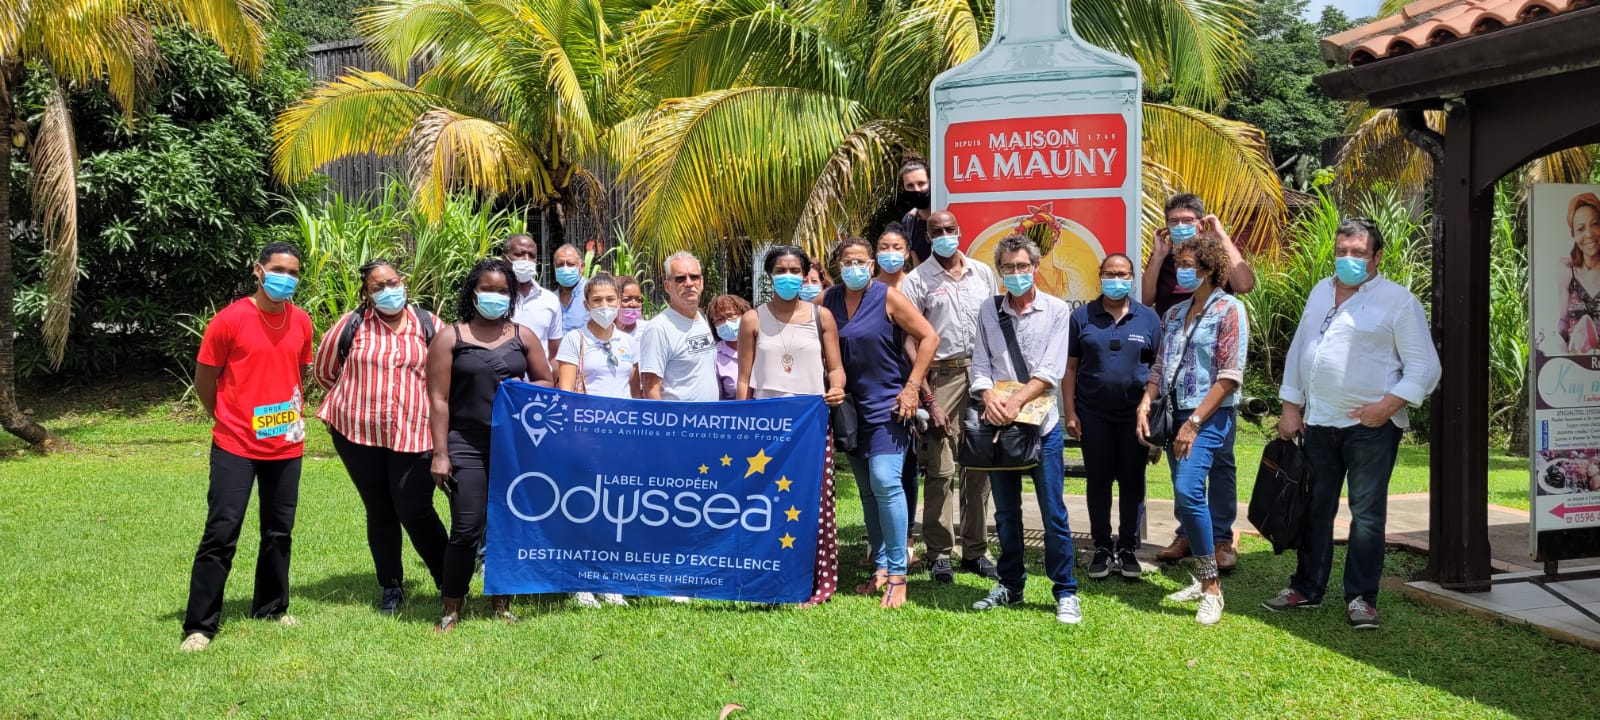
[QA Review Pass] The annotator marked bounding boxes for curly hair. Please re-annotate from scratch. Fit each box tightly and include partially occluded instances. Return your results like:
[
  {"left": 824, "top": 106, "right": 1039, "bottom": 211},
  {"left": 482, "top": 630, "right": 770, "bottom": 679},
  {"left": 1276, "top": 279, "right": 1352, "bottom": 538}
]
[
  {"left": 1174, "top": 236, "right": 1231, "bottom": 288},
  {"left": 708, "top": 293, "right": 751, "bottom": 323},
  {"left": 455, "top": 258, "right": 516, "bottom": 322}
]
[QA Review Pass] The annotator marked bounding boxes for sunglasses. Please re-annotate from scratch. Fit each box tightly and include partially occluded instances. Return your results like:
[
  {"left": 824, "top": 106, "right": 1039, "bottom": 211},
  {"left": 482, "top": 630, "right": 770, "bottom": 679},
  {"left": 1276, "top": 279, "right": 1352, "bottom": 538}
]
[
  {"left": 1320, "top": 305, "right": 1338, "bottom": 334},
  {"left": 671, "top": 274, "right": 703, "bottom": 284}
]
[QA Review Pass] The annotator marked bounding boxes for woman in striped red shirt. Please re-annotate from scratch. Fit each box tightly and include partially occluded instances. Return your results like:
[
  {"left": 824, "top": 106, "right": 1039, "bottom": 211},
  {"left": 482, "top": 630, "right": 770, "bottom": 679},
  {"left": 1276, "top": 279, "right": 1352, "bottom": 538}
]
[{"left": 314, "top": 259, "right": 448, "bottom": 615}]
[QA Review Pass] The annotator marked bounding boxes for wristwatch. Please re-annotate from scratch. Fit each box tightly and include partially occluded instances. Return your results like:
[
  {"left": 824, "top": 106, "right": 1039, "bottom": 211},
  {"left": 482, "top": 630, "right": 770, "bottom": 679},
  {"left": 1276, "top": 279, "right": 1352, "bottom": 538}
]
[{"left": 1187, "top": 415, "right": 1203, "bottom": 427}]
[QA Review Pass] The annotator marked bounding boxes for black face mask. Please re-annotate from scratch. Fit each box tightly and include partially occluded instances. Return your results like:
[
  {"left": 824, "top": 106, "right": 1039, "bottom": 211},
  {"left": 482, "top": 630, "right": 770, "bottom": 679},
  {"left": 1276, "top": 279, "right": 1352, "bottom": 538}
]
[{"left": 900, "top": 188, "right": 931, "bottom": 211}]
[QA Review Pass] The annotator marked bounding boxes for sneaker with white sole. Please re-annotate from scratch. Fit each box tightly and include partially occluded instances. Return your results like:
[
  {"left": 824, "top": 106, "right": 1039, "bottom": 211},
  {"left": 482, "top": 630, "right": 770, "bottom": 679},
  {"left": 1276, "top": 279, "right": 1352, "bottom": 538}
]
[
  {"left": 1087, "top": 548, "right": 1114, "bottom": 579},
  {"left": 1055, "top": 595, "right": 1082, "bottom": 624},
  {"left": 573, "top": 592, "right": 602, "bottom": 609},
  {"left": 1165, "top": 577, "right": 1204, "bottom": 603},
  {"left": 599, "top": 593, "right": 628, "bottom": 607},
  {"left": 1117, "top": 549, "right": 1142, "bottom": 579},
  {"left": 1262, "top": 587, "right": 1320, "bottom": 612},
  {"left": 178, "top": 633, "right": 210, "bottom": 652},
  {"left": 972, "top": 585, "right": 1021, "bottom": 611},
  {"left": 277, "top": 615, "right": 300, "bottom": 627},
  {"left": 1196, "top": 592, "right": 1224, "bottom": 626},
  {"left": 1347, "top": 598, "right": 1380, "bottom": 629}
]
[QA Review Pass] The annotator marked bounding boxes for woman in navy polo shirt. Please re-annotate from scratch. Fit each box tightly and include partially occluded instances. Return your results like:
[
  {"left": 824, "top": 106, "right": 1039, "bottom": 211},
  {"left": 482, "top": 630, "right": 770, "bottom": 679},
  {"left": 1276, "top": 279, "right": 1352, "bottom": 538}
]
[{"left": 1063, "top": 253, "right": 1162, "bottom": 580}]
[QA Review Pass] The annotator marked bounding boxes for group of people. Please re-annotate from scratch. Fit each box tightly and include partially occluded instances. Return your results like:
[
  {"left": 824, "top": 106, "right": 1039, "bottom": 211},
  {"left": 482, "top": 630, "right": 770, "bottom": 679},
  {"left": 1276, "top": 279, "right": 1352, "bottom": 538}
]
[{"left": 176, "top": 165, "right": 1441, "bottom": 652}]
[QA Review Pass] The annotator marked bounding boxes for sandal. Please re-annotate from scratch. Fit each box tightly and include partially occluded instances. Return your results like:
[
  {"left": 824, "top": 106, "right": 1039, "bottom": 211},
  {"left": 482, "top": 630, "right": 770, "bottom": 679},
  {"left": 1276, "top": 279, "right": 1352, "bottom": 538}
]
[
  {"left": 855, "top": 570, "right": 889, "bottom": 595},
  {"left": 490, "top": 595, "right": 520, "bottom": 624},
  {"left": 880, "top": 577, "right": 908, "bottom": 609},
  {"left": 434, "top": 597, "right": 464, "bottom": 634}
]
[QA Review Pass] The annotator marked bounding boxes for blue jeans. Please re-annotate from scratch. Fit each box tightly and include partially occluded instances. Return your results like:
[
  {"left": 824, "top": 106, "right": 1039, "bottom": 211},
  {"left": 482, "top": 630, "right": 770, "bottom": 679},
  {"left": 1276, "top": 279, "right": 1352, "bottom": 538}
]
[
  {"left": 850, "top": 452, "right": 910, "bottom": 575},
  {"left": 1173, "top": 414, "right": 1236, "bottom": 545},
  {"left": 990, "top": 425, "right": 1076, "bottom": 599},
  {"left": 1166, "top": 409, "right": 1236, "bottom": 574},
  {"left": 1292, "top": 421, "right": 1401, "bottom": 607}
]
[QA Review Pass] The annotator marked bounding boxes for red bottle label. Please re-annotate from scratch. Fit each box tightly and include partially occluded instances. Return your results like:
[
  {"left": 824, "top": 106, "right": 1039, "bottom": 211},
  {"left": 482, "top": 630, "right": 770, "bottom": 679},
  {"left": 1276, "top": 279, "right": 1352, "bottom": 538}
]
[{"left": 945, "top": 114, "right": 1128, "bottom": 194}]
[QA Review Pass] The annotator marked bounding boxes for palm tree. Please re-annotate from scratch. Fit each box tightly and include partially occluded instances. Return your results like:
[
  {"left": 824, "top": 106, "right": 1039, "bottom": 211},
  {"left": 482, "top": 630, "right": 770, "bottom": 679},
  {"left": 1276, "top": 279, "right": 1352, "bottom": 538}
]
[
  {"left": 0, "top": 0, "right": 270, "bottom": 449},
  {"left": 620, "top": 0, "right": 1285, "bottom": 259},
  {"left": 273, "top": 0, "right": 637, "bottom": 240}
]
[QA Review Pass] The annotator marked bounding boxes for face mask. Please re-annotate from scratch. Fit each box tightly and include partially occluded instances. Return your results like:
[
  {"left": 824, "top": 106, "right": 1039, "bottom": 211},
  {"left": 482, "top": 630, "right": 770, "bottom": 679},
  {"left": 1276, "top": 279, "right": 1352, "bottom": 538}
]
[
  {"left": 475, "top": 291, "right": 510, "bottom": 320},
  {"left": 619, "top": 307, "right": 642, "bottom": 326},
  {"left": 900, "top": 188, "right": 931, "bottom": 211},
  {"left": 716, "top": 320, "right": 740, "bottom": 342},
  {"left": 1100, "top": 278, "right": 1132, "bottom": 300},
  {"left": 589, "top": 305, "right": 618, "bottom": 328},
  {"left": 1335, "top": 256, "right": 1370, "bottom": 286},
  {"left": 1002, "top": 273, "right": 1034, "bottom": 296},
  {"left": 373, "top": 286, "right": 407, "bottom": 314},
  {"left": 555, "top": 266, "right": 582, "bottom": 287},
  {"left": 511, "top": 260, "right": 538, "bottom": 284},
  {"left": 841, "top": 266, "right": 872, "bottom": 290},
  {"left": 1169, "top": 223, "right": 1198, "bottom": 243},
  {"left": 261, "top": 271, "right": 298, "bottom": 302},
  {"left": 799, "top": 283, "right": 822, "bottom": 301},
  {"left": 932, "top": 234, "right": 961, "bottom": 258},
  {"left": 876, "top": 251, "right": 905, "bottom": 273},
  {"left": 1175, "top": 267, "right": 1203, "bottom": 291},
  {"left": 772, "top": 274, "right": 803, "bottom": 301}
]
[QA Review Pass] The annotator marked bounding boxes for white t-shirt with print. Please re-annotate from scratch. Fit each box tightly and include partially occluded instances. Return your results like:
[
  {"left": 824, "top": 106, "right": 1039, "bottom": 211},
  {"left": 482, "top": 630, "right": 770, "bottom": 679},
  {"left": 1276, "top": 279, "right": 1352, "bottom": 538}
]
[
  {"left": 638, "top": 308, "right": 718, "bottom": 402},
  {"left": 555, "top": 326, "right": 637, "bottom": 400}
]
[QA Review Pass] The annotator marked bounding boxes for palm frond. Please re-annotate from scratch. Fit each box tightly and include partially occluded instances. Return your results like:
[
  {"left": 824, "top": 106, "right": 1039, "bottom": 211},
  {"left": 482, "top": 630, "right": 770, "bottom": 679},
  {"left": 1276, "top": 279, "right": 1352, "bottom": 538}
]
[
  {"left": 624, "top": 0, "right": 856, "bottom": 99},
  {"left": 30, "top": 78, "right": 79, "bottom": 368},
  {"left": 159, "top": 0, "right": 272, "bottom": 74},
  {"left": 1142, "top": 102, "right": 1285, "bottom": 251},
  {"left": 791, "top": 118, "right": 914, "bottom": 256},
  {"left": 1526, "top": 146, "right": 1597, "bottom": 186},
  {"left": 272, "top": 69, "right": 448, "bottom": 183},
  {"left": 1075, "top": 0, "right": 1252, "bottom": 109},
  {"left": 866, "top": 0, "right": 983, "bottom": 120},
  {"left": 406, "top": 107, "right": 552, "bottom": 220},
  {"left": 1334, "top": 109, "right": 1438, "bottom": 198}
]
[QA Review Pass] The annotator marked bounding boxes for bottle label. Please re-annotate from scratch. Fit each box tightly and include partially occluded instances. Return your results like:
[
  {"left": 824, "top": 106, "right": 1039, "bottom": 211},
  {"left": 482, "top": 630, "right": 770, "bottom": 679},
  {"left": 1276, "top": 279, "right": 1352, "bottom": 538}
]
[{"left": 945, "top": 114, "right": 1127, "bottom": 193}]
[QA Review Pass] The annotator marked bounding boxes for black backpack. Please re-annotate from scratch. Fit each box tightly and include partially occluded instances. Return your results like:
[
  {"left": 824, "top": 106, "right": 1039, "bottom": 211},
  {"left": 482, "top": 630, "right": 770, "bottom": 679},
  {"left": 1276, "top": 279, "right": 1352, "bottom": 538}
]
[
  {"left": 336, "top": 307, "right": 438, "bottom": 362},
  {"left": 1248, "top": 437, "right": 1316, "bottom": 555}
]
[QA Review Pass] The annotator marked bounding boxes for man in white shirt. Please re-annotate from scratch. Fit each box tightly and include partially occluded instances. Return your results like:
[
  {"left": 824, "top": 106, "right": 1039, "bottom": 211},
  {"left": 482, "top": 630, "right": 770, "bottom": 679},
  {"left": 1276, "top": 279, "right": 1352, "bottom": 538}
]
[
  {"left": 639, "top": 251, "right": 719, "bottom": 402},
  {"left": 504, "top": 233, "right": 562, "bottom": 361},
  {"left": 553, "top": 243, "right": 589, "bottom": 334},
  {"left": 900, "top": 209, "right": 1000, "bottom": 583},
  {"left": 1265, "top": 219, "right": 1440, "bottom": 630}
]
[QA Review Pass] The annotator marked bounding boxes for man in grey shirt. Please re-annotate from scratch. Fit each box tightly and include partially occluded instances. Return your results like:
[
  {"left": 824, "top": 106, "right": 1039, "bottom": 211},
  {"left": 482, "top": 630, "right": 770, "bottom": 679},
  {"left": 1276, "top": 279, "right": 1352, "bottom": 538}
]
[
  {"left": 639, "top": 251, "right": 719, "bottom": 402},
  {"left": 899, "top": 209, "right": 1000, "bottom": 583}
]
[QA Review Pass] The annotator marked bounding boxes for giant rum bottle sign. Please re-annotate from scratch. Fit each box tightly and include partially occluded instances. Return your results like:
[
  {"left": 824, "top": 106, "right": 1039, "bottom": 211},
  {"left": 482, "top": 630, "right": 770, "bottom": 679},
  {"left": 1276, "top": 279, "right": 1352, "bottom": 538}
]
[{"left": 932, "top": 0, "right": 1141, "bottom": 307}]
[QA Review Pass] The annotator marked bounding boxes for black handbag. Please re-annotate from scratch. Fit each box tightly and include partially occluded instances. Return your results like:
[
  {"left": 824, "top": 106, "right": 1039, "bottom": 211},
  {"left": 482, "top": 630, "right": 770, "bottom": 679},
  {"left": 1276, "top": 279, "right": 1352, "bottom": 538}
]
[
  {"left": 959, "top": 297, "right": 1043, "bottom": 471},
  {"left": 1144, "top": 307, "right": 1204, "bottom": 448},
  {"left": 1248, "top": 437, "right": 1316, "bottom": 554},
  {"left": 830, "top": 398, "right": 859, "bottom": 454}
]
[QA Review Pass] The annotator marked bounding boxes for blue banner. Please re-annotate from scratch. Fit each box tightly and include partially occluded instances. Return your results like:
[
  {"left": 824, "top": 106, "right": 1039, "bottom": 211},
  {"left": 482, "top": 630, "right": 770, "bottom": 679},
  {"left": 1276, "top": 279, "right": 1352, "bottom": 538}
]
[{"left": 484, "top": 382, "right": 827, "bottom": 603}]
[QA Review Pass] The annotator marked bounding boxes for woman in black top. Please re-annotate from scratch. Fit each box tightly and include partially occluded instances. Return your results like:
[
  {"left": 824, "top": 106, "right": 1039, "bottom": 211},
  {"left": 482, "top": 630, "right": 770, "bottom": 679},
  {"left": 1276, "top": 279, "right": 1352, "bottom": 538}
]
[{"left": 426, "top": 258, "right": 554, "bottom": 632}]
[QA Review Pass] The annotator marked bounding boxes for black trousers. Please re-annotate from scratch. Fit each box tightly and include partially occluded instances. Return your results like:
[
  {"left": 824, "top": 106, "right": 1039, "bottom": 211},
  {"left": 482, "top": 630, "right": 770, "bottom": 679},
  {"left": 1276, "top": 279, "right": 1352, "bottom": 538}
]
[
  {"left": 901, "top": 446, "right": 919, "bottom": 533},
  {"left": 183, "top": 444, "right": 300, "bottom": 638},
  {"left": 1080, "top": 410, "right": 1147, "bottom": 551},
  {"left": 328, "top": 428, "right": 448, "bottom": 592},
  {"left": 442, "top": 431, "right": 492, "bottom": 599}
]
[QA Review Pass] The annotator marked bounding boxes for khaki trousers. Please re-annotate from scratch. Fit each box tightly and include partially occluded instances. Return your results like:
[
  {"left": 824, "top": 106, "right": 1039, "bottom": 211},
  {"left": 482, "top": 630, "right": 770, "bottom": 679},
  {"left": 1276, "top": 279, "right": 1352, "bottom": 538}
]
[{"left": 918, "top": 364, "right": 990, "bottom": 561}]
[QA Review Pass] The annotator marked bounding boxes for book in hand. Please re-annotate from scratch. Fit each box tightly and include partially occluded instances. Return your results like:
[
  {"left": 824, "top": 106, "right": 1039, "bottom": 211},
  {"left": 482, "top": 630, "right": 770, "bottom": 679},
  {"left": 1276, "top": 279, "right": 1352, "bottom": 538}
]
[{"left": 991, "top": 381, "right": 1054, "bottom": 426}]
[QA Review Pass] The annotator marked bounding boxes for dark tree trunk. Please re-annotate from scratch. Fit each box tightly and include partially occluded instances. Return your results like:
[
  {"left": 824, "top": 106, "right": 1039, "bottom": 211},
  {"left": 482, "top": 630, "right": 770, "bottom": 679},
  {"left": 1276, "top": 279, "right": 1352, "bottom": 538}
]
[{"left": 0, "top": 78, "right": 68, "bottom": 451}]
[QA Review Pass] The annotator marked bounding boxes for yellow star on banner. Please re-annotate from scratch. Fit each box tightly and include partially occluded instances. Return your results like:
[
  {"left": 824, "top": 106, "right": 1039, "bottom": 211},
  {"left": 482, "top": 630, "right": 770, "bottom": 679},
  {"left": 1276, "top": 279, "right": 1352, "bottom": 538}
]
[
  {"left": 744, "top": 449, "right": 772, "bottom": 477},
  {"left": 785, "top": 506, "right": 801, "bottom": 522},
  {"left": 779, "top": 533, "right": 796, "bottom": 549},
  {"left": 775, "top": 476, "right": 792, "bottom": 492},
  {"left": 698, "top": 464, "right": 709, "bottom": 474},
  {"left": 720, "top": 454, "right": 732, "bottom": 467}
]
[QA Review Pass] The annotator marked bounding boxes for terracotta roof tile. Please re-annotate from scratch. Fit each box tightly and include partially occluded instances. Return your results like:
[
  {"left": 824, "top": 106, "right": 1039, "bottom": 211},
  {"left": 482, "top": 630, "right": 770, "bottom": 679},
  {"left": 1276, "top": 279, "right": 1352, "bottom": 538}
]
[{"left": 1321, "top": 0, "right": 1595, "bottom": 66}]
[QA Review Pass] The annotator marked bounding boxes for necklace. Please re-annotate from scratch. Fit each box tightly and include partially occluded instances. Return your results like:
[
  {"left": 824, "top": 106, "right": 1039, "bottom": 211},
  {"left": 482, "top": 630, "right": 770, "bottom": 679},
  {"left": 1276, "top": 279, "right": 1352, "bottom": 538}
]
[
  {"left": 258, "top": 300, "right": 288, "bottom": 330},
  {"left": 776, "top": 305, "right": 808, "bottom": 373}
]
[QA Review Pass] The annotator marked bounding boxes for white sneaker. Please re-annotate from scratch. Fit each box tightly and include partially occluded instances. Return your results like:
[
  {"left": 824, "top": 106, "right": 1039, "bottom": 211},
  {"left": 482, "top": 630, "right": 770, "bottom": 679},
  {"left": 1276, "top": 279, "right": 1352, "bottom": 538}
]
[
  {"left": 599, "top": 593, "right": 628, "bottom": 607},
  {"left": 1165, "top": 577, "right": 1204, "bottom": 603},
  {"left": 667, "top": 595, "right": 691, "bottom": 604},
  {"left": 1197, "top": 592, "right": 1225, "bottom": 626},
  {"left": 1055, "top": 595, "right": 1082, "bottom": 625},
  {"left": 178, "top": 633, "right": 210, "bottom": 652},
  {"left": 277, "top": 615, "right": 301, "bottom": 627},
  {"left": 573, "top": 592, "right": 602, "bottom": 609}
]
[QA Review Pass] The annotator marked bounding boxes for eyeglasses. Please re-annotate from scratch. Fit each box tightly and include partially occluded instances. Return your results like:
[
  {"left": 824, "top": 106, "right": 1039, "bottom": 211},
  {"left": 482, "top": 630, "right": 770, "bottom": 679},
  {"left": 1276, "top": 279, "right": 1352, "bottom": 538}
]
[
  {"left": 671, "top": 274, "right": 703, "bottom": 284},
  {"left": 840, "top": 259, "right": 872, "bottom": 269},
  {"left": 369, "top": 278, "right": 403, "bottom": 290},
  {"left": 1319, "top": 305, "right": 1338, "bottom": 334},
  {"left": 997, "top": 263, "right": 1034, "bottom": 274}
]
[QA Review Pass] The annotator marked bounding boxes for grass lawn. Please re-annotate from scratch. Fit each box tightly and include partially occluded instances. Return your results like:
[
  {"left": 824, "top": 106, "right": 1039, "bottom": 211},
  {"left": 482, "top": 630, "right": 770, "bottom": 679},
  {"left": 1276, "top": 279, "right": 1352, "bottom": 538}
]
[{"left": 2, "top": 380, "right": 1591, "bottom": 719}]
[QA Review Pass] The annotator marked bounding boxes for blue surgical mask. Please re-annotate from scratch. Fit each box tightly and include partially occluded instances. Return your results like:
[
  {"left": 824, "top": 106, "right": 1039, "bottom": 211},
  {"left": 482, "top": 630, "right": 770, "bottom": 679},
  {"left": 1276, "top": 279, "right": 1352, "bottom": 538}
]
[
  {"left": 799, "top": 283, "right": 822, "bottom": 301},
  {"left": 876, "top": 251, "right": 905, "bottom": 273},
  {"left": 1002, "top": 273, "right": 1034, "bottom": 296},
  {"left": 475, "top": 291, "right": 510, "bottom": 320},
  {"left": 716, "top": 320, "right": 740, "bottom": 342},
  {"left": 373, "top": 286, "right": 407, "bottom": 315},
  {"left": 1175, "top": 267, "right": 1202, "bottom": 291},
  {"left": 841, "top": 266, "right": 871, "bottom": 290},
  {"left": 1100, "top": 278, "right": 1132, "bottom": 300},
  {"left": 772, "top": 274, "right": 803, "bottom": 301},
  {"left": 932, "top": 234, "right": 961, "bottom": 258},
  {"left": 1169, "top": 223, "right": 1198, "bottom": 243},
  {"left": 261, "top": 271, "right": 298, "bottom": 302},
  {"left": 1335, "top": 256, "right": 1370, "bottom": 286},
  {"left": 555, "top": 266, "right": 582, "bottom": 287}
]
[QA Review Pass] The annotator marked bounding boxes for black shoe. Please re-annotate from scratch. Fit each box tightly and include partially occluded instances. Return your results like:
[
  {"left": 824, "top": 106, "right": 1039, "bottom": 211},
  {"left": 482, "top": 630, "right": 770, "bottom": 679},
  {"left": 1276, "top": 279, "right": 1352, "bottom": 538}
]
[
  {"left": 959, "top": 556, "right": 999, "bottom": 580},
  {"left": 1117, "top": 549, "right": 1142, "bottom": 578},
  {"left": 379, "top": 586, "right": 404, "bottom": 615},
  {"left": 1087, "top": 548, "right": 1114, "bottom": 579},
  {"left": 930, "top": 557, "right": 955, "bottom": 584}
]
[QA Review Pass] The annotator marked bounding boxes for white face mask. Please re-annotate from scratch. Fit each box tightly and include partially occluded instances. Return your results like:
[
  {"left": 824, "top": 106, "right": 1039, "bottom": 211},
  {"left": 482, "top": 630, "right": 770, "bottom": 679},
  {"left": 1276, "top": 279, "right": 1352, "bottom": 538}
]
[
  {"left": 511, "top": 260, "right": 538, "bottom": 284},
  {"left": 589, "top": 305, "right": 618, "bottom": 328}
]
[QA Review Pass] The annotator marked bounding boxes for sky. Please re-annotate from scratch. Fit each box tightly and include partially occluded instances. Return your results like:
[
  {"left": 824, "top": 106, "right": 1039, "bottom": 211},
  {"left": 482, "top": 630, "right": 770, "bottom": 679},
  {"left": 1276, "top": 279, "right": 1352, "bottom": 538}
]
[{"left": 1304, "top": 0, "right": 1384, "bottom": 21}]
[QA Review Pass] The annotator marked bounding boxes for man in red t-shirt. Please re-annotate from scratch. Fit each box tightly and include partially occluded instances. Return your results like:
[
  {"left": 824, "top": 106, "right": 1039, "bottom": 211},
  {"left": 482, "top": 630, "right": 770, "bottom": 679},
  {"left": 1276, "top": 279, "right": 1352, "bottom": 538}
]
[{"left": 180, "top": 242, "right": 314, "bottom": 652}]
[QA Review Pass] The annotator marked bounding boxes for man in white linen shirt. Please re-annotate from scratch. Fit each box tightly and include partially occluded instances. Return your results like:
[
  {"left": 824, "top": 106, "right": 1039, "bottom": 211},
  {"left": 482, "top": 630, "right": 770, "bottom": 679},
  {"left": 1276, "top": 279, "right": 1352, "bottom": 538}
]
[{"left": 1265, "top": 218, "right": 1441, "bottom": 630}]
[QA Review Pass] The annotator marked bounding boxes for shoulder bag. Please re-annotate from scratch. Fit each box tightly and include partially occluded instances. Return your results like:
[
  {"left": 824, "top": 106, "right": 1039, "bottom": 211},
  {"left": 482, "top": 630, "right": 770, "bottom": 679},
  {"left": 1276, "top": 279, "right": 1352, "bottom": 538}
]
[{"left": 959, "top": 297, "right": 1042, "bottom": 471}]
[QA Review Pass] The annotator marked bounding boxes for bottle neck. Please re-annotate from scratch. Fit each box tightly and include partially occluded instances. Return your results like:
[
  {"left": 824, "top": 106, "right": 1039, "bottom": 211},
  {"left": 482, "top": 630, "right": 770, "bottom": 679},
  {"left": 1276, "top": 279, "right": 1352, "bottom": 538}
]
[{"left": 996, "top": 0, "right": 1069, "bottom": 44}]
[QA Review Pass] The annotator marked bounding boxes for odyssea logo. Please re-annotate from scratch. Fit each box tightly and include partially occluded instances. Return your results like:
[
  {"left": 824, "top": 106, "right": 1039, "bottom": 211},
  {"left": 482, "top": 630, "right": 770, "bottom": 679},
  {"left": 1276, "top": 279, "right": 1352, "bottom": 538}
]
[
  {"left": 504, "top": 472, "right": 775, "bottom": 543},
  {"left": 513, "top": 392, "right": 567, "bottom": 447}
]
